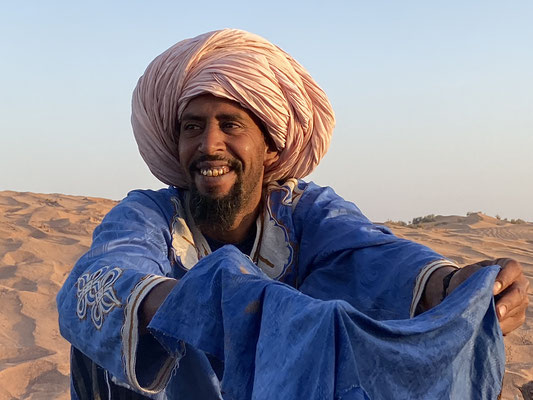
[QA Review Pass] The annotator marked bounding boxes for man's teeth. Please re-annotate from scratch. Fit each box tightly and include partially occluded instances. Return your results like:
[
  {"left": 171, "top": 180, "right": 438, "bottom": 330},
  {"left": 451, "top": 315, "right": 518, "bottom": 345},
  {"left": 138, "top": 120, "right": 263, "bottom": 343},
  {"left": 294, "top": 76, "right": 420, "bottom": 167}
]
[{"left": 199, "top": 167, "right": 230, "bottom": 177}]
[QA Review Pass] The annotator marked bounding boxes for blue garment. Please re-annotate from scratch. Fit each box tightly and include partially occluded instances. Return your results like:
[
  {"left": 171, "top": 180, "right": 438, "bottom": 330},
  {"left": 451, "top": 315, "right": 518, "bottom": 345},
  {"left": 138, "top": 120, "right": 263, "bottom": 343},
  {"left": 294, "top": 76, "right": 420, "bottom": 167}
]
[
  {"left": 151, "top": 246, "right": 503, "bottom": 400},
  {"left": 56, "top": 180, "right": 505, "bottom": 399}
]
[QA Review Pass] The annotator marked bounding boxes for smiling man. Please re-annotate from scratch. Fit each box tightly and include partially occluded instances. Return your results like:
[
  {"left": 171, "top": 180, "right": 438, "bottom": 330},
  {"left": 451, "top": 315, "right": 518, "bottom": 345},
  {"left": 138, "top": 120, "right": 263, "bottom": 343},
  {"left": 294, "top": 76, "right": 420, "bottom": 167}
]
[
  {"left": 57, "top": 29, "right": 529, "bottom": 399},
  {"left": 179, "top": 94, "right": 277, "bottom": 244}
]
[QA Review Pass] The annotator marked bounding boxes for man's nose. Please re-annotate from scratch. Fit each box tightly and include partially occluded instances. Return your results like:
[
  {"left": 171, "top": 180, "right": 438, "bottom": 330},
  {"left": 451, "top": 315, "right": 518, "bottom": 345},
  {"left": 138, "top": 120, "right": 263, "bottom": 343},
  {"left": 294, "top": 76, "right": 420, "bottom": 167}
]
[{"left": 198, "top": 123, "right": 225, "bottom": 154}]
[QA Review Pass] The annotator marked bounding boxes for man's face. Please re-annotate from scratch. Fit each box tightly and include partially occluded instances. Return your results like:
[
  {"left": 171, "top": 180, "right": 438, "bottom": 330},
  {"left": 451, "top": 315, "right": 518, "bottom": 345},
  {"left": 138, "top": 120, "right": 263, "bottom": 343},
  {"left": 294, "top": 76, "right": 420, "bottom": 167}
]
[{"left": 178, "top": 94, "right": 274, "bottom": 230}]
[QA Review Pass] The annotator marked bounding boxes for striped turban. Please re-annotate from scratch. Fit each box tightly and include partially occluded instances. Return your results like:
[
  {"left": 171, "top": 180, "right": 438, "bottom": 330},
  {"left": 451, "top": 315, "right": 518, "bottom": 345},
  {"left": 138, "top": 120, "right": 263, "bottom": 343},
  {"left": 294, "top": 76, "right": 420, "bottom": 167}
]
[{"left": 131, "top": 28, "right": 335, "bottom": 188}]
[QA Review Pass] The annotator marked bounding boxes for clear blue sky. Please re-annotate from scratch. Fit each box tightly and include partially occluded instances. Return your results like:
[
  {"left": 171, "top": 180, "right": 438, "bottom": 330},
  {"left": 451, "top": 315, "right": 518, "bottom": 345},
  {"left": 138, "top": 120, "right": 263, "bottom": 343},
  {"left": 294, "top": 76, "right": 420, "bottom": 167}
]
[{"left": 1, "top": 1, "right": 532, "bottom": 222}]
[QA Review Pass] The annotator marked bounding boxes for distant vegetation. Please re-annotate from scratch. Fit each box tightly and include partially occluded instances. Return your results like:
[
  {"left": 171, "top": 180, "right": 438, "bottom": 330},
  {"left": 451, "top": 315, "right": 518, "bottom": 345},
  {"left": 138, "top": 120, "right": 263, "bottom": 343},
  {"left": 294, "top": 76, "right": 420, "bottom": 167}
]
[
  {"left": 411, "top": 214, "right": 437, "bottom": 225},
  {"left": 386, "top": 214, "right": 437, "bottom": 228},
  {"left": 386, "top": 220, "right": 408, "bottom": 227},
  {"left": 385, "top": 212, "right": 528, "bottom": 228},
  {"left": 494, "top": 214, "right": 526, "bottom": 224}
]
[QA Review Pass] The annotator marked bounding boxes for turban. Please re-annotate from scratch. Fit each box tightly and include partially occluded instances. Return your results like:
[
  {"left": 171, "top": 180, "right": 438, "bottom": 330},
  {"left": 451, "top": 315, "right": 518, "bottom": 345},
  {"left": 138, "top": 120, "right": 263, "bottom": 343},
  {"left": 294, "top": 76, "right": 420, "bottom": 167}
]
[{"left": 131, "top": 29, "right": 335, "bottom": 188}]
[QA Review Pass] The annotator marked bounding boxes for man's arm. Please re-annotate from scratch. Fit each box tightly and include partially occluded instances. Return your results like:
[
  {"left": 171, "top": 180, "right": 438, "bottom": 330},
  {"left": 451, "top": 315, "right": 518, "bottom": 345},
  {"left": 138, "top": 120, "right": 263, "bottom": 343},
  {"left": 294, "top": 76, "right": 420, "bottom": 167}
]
[
  {"left": 424, "top": 258, "right": 530, "bottom": 334},
  {"left": 57, "top": 189, "right": 181, "bottom": 395},
  {"left": 291, "top": 182, "right": 529, "bottom": 333},
  {"left": 292, "top": 183, "right": 457, "bottom": 320}
]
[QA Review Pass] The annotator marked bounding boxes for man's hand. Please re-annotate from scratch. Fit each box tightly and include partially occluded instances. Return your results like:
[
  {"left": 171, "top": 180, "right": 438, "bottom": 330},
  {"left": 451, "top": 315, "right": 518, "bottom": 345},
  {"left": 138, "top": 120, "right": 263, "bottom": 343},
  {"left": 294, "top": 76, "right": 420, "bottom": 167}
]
[{"left": 447, "top": 258, "right": 530, "bottom": 335}]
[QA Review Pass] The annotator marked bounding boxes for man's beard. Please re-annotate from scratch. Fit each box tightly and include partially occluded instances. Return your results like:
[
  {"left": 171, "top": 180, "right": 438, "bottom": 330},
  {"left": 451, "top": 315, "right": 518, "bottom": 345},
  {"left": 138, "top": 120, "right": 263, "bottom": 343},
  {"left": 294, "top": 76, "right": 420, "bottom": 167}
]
[
  {"left": 189, "top": 179, "right": 244, "bottom": 232},
  {"left": 188, "top": 156, "right": 247, "bottom": 232}
]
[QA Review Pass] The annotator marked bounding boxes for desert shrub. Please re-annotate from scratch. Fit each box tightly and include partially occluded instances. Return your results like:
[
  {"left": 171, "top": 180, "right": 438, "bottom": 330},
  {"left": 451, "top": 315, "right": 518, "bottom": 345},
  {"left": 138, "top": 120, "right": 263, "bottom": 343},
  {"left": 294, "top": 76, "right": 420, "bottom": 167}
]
[
  {"left": 386, "top": 220, "right": 408, "bottom": 227},
  {"left": 510, "top": 218, "right": 526, "bottom": 224},
  {"left": 410, "top": 214, "right": 437, "bottom": 225}
]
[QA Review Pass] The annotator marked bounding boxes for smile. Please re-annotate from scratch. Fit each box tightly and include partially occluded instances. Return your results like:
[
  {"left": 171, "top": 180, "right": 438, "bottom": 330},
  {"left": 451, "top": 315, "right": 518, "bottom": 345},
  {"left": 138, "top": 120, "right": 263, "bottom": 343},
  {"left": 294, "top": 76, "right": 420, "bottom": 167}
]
[{"left": 199, "top": 166, "right": 231, "bottom": 177}]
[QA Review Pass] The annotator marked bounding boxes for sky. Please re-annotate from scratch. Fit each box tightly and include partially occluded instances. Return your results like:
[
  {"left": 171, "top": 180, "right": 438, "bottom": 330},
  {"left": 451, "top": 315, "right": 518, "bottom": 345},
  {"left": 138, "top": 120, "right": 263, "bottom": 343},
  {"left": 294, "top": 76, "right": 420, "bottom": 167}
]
[{"left": 1, "top": 1, "right": 532, "bottom": 223}]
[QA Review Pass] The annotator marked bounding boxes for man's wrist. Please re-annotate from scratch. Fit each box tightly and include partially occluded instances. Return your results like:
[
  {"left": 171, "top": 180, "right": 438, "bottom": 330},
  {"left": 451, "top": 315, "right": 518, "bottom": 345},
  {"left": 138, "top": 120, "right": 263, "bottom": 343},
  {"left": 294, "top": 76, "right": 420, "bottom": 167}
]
[
  {"left": 139, "top": 279, "right": 178, "bottom": 334},
  {"left": 441, "top": 268, "right": 460, "bottom": 300},
  {"left": 420, "top": 266, "right": 459, "bottom": 312}
]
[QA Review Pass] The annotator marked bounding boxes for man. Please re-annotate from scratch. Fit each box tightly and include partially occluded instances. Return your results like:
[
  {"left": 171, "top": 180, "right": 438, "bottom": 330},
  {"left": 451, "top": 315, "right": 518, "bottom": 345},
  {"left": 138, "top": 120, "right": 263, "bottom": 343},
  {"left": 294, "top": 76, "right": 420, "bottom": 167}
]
[{"left": 57, "top": 29, "right": 529, "bottom": 399}]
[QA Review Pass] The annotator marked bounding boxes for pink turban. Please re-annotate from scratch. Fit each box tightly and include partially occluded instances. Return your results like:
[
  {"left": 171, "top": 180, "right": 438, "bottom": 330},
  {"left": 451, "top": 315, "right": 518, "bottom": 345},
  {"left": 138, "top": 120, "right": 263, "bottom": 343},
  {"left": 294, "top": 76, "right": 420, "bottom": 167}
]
[{"left": 131, "top": 29, "right": 335, "bottom": 188}]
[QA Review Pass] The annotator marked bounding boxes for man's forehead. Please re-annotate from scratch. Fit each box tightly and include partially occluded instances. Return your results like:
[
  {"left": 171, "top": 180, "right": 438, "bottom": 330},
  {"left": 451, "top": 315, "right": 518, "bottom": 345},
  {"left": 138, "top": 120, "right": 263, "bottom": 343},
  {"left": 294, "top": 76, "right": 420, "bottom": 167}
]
[
  {"left": 180, "top": 94, "right": 261, "bottom": 124},
  {"left": 182, "top": 94, "right": 246, "bottom": 113}
]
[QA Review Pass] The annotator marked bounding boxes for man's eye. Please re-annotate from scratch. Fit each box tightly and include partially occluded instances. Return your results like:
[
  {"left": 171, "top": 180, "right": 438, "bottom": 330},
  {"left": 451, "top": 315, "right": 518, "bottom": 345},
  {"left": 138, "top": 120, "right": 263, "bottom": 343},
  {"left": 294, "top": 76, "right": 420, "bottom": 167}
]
[
  {"left": 222, "top": 122, "right": 240, "bottom": 129},
  {"left": 182, "top": 123, "right": 201, "bottom": 131}
]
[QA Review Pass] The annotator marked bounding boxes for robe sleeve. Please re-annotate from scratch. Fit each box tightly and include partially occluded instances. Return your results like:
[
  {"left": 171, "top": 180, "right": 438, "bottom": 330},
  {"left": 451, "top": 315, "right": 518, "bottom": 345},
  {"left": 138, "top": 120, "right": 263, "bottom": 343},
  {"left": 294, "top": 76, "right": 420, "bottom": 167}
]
[
  {"left": 148, "top": 246, "right": 504, "bottom": 399},
  {"left": 294, "top": 183, "right": 458, "bottom": 320},
  {"left": 56, "top": 189, "right": 182, "bottom": 395}
]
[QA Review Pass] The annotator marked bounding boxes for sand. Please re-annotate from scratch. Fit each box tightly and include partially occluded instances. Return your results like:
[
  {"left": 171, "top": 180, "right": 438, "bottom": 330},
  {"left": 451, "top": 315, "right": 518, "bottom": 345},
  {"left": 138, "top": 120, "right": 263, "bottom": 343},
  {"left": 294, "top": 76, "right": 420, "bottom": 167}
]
[
  {"left": 0, "top": 191, "right": 116, "bottom": 400},
  {"left": 0, "top": 191, "right": 531, "bottom": 399}
]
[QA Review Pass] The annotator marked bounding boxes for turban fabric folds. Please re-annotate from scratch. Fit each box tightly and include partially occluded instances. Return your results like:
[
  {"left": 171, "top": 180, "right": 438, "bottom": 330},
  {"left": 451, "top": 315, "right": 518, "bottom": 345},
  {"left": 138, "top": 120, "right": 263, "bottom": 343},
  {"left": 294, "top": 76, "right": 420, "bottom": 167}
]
[{"left": 131, "top": 29, "right": 335, "bottom": 188}]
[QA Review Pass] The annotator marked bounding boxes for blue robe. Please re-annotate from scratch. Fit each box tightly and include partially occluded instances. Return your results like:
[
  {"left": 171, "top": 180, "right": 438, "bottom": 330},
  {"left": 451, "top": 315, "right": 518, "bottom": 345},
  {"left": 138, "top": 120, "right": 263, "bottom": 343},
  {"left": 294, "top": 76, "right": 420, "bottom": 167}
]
[{"left": 56, "top": 180, "right": 504, "bottom": 399}]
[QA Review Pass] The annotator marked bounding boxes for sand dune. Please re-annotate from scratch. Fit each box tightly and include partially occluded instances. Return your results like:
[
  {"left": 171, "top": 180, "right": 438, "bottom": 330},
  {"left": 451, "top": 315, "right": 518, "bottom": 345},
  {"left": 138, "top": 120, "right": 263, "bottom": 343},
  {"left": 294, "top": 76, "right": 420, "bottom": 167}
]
[
  {"left": 0, "top": 191, "right": 116, "bottom": 400},
  {"left": 0, "top": 192, "right": 531, "bottom": 399}
]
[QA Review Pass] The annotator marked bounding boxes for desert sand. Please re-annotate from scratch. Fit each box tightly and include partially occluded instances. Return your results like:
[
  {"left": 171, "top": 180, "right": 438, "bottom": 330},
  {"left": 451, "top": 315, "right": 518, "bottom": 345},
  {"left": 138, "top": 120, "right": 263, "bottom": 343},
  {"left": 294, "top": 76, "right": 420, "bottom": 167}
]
[{"left": 0, "top": 190, "right": 531, "bottom": 399}]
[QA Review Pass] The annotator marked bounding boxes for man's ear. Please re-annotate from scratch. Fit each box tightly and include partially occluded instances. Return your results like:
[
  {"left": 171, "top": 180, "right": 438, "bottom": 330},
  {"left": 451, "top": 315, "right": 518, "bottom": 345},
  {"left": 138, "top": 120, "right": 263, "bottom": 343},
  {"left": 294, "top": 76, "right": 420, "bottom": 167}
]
[{"left": 263, "top": 147, "right": 278, "bottom": 169}]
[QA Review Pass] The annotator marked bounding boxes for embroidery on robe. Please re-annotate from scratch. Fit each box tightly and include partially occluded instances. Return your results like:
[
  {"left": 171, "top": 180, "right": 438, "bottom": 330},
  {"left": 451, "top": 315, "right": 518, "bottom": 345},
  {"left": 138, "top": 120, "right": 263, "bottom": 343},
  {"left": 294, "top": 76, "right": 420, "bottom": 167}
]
[
  {"left": 170, "top": 182, "right": 300, "bottom": 279},
  {"left": 253, "top": 181, "right": 297, "bottom": 279},
  {"left": 170, "top": 196, "right": 200, "bottom": 271},
  {"left": 76, "top": 266, "right": 122, "bottom": 329},
  {"left": 170, "top": 194, "right": 212, "bottom": 271},
  {"left": 274, "top": 178, "right": 304, "bottom": 209}
]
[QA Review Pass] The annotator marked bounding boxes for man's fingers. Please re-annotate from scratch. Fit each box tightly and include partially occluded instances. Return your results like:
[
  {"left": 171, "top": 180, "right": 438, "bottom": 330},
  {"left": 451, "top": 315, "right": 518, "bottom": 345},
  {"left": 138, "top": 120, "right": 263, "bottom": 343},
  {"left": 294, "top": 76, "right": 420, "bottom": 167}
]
[
  {"left": 465, "top": 258, "right": 529, "bottom": 335},
  {"left": 499, "top": 302, "right": 528, "bottom": 335},
  {"left": 493, "top": 259, "right": 522, "bottom": 295},
  {"left": 496, "top": 290, "right": 528, "bottom": 320},
  {"left": 494, "top": 278, "right": 530, "bottom": 319}
]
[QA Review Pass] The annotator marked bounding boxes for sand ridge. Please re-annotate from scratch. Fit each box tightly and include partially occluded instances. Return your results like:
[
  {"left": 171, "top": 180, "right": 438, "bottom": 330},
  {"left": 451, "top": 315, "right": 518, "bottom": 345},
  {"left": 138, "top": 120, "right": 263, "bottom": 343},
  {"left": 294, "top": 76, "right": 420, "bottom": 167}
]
[{"left": 0, "top": 192, "right": 531, "bottom": 399}]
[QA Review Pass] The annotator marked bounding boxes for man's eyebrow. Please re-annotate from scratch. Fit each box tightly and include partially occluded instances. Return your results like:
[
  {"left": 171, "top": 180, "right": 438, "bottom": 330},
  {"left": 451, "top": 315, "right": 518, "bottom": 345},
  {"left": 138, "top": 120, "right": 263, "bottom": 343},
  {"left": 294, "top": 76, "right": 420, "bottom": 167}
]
[
  {"left": 180, "top": 113, "right": 203, "bottom": 121},
  {"left": 215, "top": 113, "right": 247, "bottom": 122},
  {"left": 180, "top": 113, "right": 247, "bottom": 122}
]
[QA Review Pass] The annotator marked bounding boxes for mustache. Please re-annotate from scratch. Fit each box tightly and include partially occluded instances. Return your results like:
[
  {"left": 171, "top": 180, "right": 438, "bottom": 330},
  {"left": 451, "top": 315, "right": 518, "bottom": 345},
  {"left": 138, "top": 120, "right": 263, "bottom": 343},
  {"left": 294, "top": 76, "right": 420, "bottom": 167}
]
[{"left": 189, "top": 155, "right": 242, "bottom": 174}]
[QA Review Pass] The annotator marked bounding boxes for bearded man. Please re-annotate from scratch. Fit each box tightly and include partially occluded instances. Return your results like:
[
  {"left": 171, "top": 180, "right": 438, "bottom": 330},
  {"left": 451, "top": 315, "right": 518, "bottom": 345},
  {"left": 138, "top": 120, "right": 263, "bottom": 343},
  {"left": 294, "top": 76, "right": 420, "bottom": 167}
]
[{"left": 57, "top": 29, "right": 529, "bottom": 400}]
